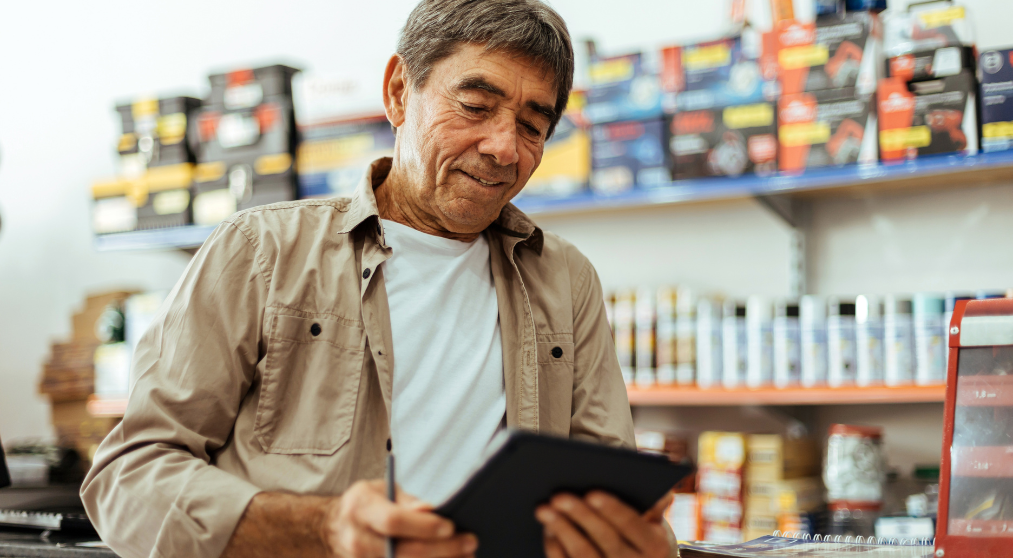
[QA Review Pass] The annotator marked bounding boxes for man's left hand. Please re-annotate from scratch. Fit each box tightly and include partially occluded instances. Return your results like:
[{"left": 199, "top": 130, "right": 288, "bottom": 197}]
[{"left": 536, "top": 490, "right": 674, "bottom": 558}]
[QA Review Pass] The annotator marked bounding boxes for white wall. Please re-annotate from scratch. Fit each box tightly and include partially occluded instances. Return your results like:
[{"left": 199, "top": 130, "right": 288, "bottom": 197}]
[{"left": 1, "top": 0, "right": 1012, "bottom": 455}]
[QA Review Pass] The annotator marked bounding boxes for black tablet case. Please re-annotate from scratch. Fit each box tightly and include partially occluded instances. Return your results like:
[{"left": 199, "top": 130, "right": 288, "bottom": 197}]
[
  {"left": 435, "top": 431, "right": 692, "bottom": 558},
  {"left": 0, "top": 436, "right": 10, "bottom": 489}
]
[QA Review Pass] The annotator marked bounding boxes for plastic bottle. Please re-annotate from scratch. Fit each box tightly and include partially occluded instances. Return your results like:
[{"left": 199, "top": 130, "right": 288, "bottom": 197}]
[
  {"left": 774, "top": 300, "right": 802, "bottom": 389},
  {"left": 747, "top": 296, "right": 774, "bottom": 388},
  {"left": 856, "top": 295, "right": 885, "bottom": 387},
  {"left": 723, "top": 301, "right": 748, "bottom": 389},
  {"left": 801, "top": 295, "right": 828, "bottom": 387},
  {"left": 884, "top": 295, "right": 915, "bottom": 386}
]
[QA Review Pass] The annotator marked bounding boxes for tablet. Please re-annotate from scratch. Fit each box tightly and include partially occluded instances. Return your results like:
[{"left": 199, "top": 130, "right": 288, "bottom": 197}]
[{"left": 435, "top": 431, "right": 692, "bottom": 558}]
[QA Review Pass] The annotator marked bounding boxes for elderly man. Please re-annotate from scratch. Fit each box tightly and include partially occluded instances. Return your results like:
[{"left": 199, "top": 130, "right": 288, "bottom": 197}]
[{"left": 82, "top": 1, "right": 676, "bottom": 557}]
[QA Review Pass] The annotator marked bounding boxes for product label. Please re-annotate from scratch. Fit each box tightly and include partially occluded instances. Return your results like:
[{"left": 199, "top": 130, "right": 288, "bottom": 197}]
[
  {"left": 983, "top": 121, "right": 1013, "bottom": 139},
  {"left": 880, "top": 126, "right": 932, "bottom": 151},
  {"left": 918, "top": 6, "right": 966, "bottom": 29},
  {"left": 778, "top": 45, "right": 830, "bottom": 71},
  {"left": 589, "top": 58, "right": 635, "bottom": 85},
  {"left": 724, "top": 104, "right": 775, "bottom": 129},
  {"left": 780, "top": 123, "right": 831, "bottom": 147},
  {"left": 684, "top": 44, "right": 732, "bottom": 70}
]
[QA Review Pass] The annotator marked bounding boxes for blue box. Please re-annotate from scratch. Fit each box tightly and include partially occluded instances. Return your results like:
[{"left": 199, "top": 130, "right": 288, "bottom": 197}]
[
  {"left": 660, "top": 38, "right": 778, "bottom": 113},
  {"left": 980, "top": 48, "right": 1013, "bottom": 153},
  {"left": 296, "top": 116, "right": 395, "bottom": 198},
  {"left": 585, "top": 53, "right": 663, "bottom": 125},
  {"left": 590, "top": 119, "right": 671, "bottom": 194}
]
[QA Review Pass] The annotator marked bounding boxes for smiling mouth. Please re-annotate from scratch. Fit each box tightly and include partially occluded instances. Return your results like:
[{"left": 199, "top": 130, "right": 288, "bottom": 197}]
[{"left": 460, "top": 170, "right": 505, "bottom": 187}]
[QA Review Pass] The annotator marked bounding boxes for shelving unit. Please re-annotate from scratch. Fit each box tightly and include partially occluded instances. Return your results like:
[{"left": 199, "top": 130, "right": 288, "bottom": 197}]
[
  {"left": 91, "top": 151, "right": 1013, "bottom": 252},
  {"left": 626, "top": 385, "right": 947, "bottom": 406}
]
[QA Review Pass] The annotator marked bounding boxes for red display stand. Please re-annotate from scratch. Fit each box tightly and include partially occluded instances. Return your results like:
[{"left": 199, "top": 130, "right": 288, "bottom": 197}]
[{"left": 937, "top": 298, "right": 1013, "bottom": 557}]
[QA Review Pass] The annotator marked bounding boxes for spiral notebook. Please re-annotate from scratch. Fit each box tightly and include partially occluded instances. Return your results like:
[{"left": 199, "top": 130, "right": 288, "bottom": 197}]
[{"left": 680, "top": 532, "right": 936, "bottom": 557}]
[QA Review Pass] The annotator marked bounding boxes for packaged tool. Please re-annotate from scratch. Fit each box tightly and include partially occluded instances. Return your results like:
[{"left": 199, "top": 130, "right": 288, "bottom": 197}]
[
  {"left": 668, "top": 102, "right": 778, "bottom": 179},
  {"left": 778, "top": 87, "right": 879, "bottom": 172},
  {"left": 878, "top": 71, "right": 980, "bottom": 161},
  {"left": 979, "top": 48, "right": 1013, "bottom": 153}
]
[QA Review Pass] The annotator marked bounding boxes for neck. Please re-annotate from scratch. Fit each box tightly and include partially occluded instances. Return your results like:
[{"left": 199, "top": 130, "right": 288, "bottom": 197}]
[{"left": 374, "top": 164, "right": 482, "bottom": 243}]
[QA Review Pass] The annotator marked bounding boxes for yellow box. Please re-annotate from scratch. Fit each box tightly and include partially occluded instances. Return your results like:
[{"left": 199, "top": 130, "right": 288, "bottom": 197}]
[{"left": 746, "top": 435, "right": 820, "bottom": 482}]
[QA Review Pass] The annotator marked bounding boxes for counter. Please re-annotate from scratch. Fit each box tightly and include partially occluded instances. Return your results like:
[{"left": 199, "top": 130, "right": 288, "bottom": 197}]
[{"left": 0, "top": 531, "right": 115, "bottom": 558}]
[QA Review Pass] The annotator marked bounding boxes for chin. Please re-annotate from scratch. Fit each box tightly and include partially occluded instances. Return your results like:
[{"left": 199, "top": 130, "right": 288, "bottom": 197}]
[{"left": 438, "top": 198, "right": 501, "bottom": 232}]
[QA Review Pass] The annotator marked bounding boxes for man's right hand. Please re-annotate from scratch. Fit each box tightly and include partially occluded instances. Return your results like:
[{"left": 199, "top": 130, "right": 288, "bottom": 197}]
[{"left": 321, "top": 480, "right": 478, "bottom": 558}]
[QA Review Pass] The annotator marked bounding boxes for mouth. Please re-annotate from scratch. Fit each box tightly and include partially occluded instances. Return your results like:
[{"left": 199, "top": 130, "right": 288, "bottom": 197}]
[{"left": 458, "top": 169, "right": 506, "bottom": 187}]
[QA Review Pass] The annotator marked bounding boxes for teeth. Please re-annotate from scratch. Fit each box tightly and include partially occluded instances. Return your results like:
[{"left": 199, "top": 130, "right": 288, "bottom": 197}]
[{"left": 465, "top": 171, "right": 498, "bottom": 186}]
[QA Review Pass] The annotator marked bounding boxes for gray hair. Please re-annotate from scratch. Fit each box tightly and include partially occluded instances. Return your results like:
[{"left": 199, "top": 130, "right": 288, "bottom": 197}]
[{"left": 397, "top": 0, "right": 574, "bottom": 137}]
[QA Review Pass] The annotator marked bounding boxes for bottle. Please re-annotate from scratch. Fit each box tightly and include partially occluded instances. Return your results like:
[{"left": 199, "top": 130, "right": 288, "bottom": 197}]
[
  {"left": 855, "top": 294, "right": 885, "bottom": 387},
  {"left": 675, "top": 288, "right": 697, "bottom": 386},
  {"left": 913, "top": 293, "right": 945, "bottom": 385},
  {"left": 613, "top": 290, "right": 636, "bottom": 385},
  {"left": 635, "top": 287, "right": 657, "bottom": 387},
  {"left": 655, "top": 287, "right": 678, "bottom": 386},
  {"left": 773, "top": 300, "right": 801, "bottom": 389},
  {"left": 883, "top": 296, "right": 915, "bottom": 386},
  {"left": 696, "top": 298, "right": 723, "bottom": 389},
  {"left": 828, "top": 299, "right": 858, "bottom": 387},
  {"left": 747, "top": 296, "right": 774, "bottom": 388},
  {"left": 723, "top": 301, "right": 747, "bottom": 389},
  {"left": 801, "top": 295, "right": 828, "bottom": 387}
]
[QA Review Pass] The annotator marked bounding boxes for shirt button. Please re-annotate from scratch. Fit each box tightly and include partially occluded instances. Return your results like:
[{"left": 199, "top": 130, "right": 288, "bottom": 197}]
[
  {"left": 310, "top": 323, "right": 322, "bottom": 336},
  {"left": 362, "top": 269, "right": 371, "bottom": 279},
  {"left": 386, "top": 438, "right": 392, "bottom": 452},
  {"left": 551, "top": 346, "right": 563, "bottom": 358}
]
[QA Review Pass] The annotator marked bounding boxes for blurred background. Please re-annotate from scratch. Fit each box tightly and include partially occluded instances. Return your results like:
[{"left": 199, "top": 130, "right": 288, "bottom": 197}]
[{"left": 2, "top": 0, "right": 1013, "bottom": 545}]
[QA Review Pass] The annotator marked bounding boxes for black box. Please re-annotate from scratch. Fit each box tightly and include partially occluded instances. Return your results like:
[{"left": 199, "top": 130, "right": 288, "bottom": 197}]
[
  {"left": 590, "top": 119, "right": 671, "bottom": 194},
  {"left": 887, "top": 46, "right": 976, "bottom": 83},
  {"left": 134, "top": 164, "right": 194, "bottom": 231},
  {"left": 667, "top": 102, "right": 778, "bottom": 179},
  {"left": 206, "top": 65, "right": 300, "bottom": 109},
  {"left": 878, "top": 70, "right": 980, "bottom": 161},
  {"left": 115, "top": 96, "right": 201, "bottom": 172}
]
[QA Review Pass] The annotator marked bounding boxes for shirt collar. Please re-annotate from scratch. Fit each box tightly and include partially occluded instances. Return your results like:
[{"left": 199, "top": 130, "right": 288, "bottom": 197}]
[{"left": 344, "top": 157, "right": 543, "bottom": 254}]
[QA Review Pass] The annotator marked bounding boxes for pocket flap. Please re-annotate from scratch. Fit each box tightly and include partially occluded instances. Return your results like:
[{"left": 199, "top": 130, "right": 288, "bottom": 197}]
[{"left": 269, "top": 311, "right": 365, "bottom": 351}]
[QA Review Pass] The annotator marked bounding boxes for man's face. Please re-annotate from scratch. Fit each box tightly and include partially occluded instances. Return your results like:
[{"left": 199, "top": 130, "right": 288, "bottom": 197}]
[{"left": 393, "top": 44, "right": 557, "bottom": 234}]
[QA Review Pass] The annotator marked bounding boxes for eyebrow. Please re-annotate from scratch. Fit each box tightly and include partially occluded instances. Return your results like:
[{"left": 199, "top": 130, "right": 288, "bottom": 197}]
[{"left": 456, "top": 75, "right": 557, "bottom": 124}]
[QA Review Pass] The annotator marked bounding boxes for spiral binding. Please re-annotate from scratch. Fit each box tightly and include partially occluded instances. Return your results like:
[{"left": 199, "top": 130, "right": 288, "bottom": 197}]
[{"left": 772, "top": 531, "right": 935, "bottom": 547}]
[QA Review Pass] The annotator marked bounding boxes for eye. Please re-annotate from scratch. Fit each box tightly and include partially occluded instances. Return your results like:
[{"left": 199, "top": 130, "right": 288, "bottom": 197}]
[
  {"left": 462, "top": 104, "right": 487, "bottom": 114},
  {"left": 521, "top": 122, "right": 543, "bottom": 138}
]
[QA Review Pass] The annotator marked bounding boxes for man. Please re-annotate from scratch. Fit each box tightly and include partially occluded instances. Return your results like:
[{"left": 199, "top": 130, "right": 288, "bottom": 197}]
[{"left": 82, "top": 1, "right": 676, "bottom": 557}]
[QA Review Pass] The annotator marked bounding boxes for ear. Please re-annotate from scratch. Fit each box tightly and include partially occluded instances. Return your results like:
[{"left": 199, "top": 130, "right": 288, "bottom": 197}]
[{"left": 383, "top": 54, "right": 408, "bottom": 128}]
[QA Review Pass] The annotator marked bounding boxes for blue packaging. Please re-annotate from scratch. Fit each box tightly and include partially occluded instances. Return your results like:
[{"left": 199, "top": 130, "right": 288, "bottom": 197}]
[
  {"left": 585, "top": 53, "right": 663, "bottom": 125},
  {"left": 296, "top": 116, "right": 395, "bottom": 198},
  {"left": 816, "top": 0, "right": 844, "bottom": 17},
  {"left": 980, "top": 48, "right": 1013, "bottom": 153},
  {"left": 845, "top": 0, "right": 886, "bottom": 11},
  {"left": 590, "top": 119, "right": 671, "bottom": 194},
  {"left": 660, "top": 39, "right": 777, "bottom": 113}
]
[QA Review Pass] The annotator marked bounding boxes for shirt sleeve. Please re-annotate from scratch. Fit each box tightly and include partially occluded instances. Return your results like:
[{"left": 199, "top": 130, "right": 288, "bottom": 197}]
[{"left": 81, "top": 221, "right": 267, "bottom": 558}]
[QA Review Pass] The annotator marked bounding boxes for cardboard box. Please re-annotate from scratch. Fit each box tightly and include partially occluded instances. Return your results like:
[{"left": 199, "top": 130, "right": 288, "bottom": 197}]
[
  {"left": 297, "top": 115, "right": 395, "bottom": 198},
  {"left": 667, "top": 493, "right": 700, "bottom": 541},
  {"left": 745, "top": 477, "right": 825, "bottom": 516},
  {"left": 521, "top": 92, "right": 590, "bottom": 197},
  {"left": 661, "top": 37, "right": 777, "bottom": 112},
  {"left": 778, "top": 88, "right": 878, "bottom": 172},
  {"left": 776, "top": 13, "right": 882, "bottom": 96},
  {"left": 746, "top": 435, "right": 821, "bottom": 482},
  {"left": 979, "top": 48, "right": 1013, "bottom": 153},
  {"left": 888, "top": 46, "right": 976, "bottom": 83},
  {"left": 590, "top": 119, "right": 671, "bottom": 194},
  {"left": 668, "top": 102, "right": 778, "bottom": 179},
  {"left": 878, "top": 71, "right": 980, "bottom": 161},
  {"left": 585, "top": 53, "right": 663, "bottom": 125},
  {"left": 115, "top": 96, "right": 201, "bottom": 176}
]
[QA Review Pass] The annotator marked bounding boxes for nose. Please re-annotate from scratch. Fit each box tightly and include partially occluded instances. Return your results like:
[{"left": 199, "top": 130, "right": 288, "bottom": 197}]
[{"left": 477, "top": 111, "right": 520, "bottom": 167}]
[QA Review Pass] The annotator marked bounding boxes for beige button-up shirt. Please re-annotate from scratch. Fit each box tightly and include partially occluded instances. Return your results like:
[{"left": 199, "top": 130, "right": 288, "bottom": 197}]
[{"left": 81, "top": 158, "right": 640, "bottom": 558}]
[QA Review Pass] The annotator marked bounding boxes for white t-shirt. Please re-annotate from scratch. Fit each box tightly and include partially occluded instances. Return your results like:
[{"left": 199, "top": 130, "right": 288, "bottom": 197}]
[{"left": 380, "top": 219, "right": 506, "bottom": 505}]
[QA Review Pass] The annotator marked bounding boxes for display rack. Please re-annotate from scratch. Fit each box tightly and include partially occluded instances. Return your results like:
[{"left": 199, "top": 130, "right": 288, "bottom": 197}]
[
  {"left": 626, "top": 385, "right": 947, "bottom": 406},
  {"left": 92, "top": 151, "right": 1013, "bottom": 252}
]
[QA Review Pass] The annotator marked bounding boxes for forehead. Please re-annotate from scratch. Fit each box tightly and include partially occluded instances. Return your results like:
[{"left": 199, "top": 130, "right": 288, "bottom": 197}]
[{"left": 427, "top": 43, "right": 556, "bottom": 101}]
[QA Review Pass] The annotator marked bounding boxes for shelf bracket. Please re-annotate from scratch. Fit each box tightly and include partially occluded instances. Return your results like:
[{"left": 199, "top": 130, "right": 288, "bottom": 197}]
[{"left": 755, "top": 193, "right": 808, "bottom": 298}]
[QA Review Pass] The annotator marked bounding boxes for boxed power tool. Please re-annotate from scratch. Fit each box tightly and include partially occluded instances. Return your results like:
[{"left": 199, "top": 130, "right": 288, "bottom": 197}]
[
  {"left": 585, "top": 52, "right": 663, "bottom": 125},
  {"left": 979, "top": 48, "right": 1013, "bottom": 153},
  {"left": 884, "top": 1, "right": 975, "bottom": 58},
  {"left": 667, "top": 102, "right": 778, "bottom": 179},
  {"left": 192, "top": 65, "right": 301, "bottom": 226},
  {"left": 660, "top": 36, "right": 777, "bottom": 112},
  {"left": 91, "top": 164, "right": 195, "bottom": 234},
  {"left": 878, "top": 71, "right": 979, "bottom": 161},
  {"left": 590, "top": 119, "right": 671, "bottom": 194},
  {"left": 778, "top": 87, "right": 878, "bottom": 172},
  {"left": 776, "top": 12, "right": 883, "bottom": 97},
  {"left": 115, "top": 96, "right": 201, "bottom": 176},
  {"left": 297, "top": 115, "right": 395, "bottom": 198},
  {"left": 888, "top": 46, "right": 977, "bottom": 83}
]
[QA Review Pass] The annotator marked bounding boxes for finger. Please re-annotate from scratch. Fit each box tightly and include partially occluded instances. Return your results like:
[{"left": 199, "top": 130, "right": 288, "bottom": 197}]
[
  {"left": 549, "top": 494, "right": 633, "bottom": 557},
  {"left": 335, "top": 524, "right": 387, "bottom": 558},
  {"left": 358, "top": 490, "right": 455, "bottom": 539},
  {"left": 396, "top": 533, "right": 478, "bottom": 558},
  {"left": 544, "top": 533, "right": 568, "bottom": 558},
  {"left": 585, "top": 491, "right": 666, "bottom": 553},
  {"left": 643, "top": 491, "right": 675, "bottom": 523},
  {"left": 536, "top": 506, "right": 603, "bottom": 558}
]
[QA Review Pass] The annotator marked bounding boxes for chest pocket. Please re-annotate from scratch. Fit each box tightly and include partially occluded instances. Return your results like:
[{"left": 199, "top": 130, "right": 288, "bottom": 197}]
[{"left": 256, "top": 309, "right": 366, "bottom": 455}]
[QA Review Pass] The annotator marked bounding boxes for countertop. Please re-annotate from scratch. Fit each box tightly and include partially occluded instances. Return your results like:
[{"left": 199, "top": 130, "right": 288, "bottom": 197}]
[{"left": 0, "top": 531, "right": 116, "bottom": 558}]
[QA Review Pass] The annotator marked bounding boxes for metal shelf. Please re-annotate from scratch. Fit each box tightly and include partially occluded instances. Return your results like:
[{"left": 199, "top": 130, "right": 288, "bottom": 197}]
[
  {"left": 92, "top": 151, "right": 1013, "bottom": 252},
  {"left": 626, "top": 385, "right": 947, "bottom": 406}
]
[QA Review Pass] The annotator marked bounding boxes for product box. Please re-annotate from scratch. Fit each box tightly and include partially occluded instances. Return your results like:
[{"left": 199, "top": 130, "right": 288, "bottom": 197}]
[
  {"left": 297, "top": 115, "right": 395, "bottom": 198},
  {"left": 661, "top": 36, "right": 777, "bottom": 112},
  {"left": 746, "top": 435, "right": 821, "bottom": 482},
  {"left": 776, "top": 13, "right": 883, "bottom": 97},
  {"left": 91, "top": 164, "right": 195, "bottom": 234},
  {"left": 585, "top": 52, "right": 663, "bottom": 124},
  {"left": 778, "top": 87, "right": 879, "bottom": 172},
  {"left": 115, "top": 96, "right": 201, "bottom": 176},
  {"left": 590, "top": 119, "right": 671, "bottom": 194},
  {"left": 878, "top": 70, "right": 979, "bottom": 161},
  {"left": 979, "top": 48, "right": 1013, "bottom": 153},
  {"left": 667, "top": 493, "right": 700, "bottom": 541},
  {"left": 192, "top": 65, "right": 302, "bottom": 226},
  {"left": 888, "top": 46, "right": 977, "bottom": 83},
  {"left": 521, "top": 92, "right": 591, "bottom": 197},
  {"left": 883, "top": 2, "right": 975, "bottom": 58},
  {"left": 745, "top": 477, "right": 825, "bottom": 516},
  {"left": 667, "top": 102, "right": 779, "bottom": 179}
]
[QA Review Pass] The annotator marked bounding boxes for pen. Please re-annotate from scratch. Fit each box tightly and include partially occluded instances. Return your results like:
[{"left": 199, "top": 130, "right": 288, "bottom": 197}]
[{"left": 386, "top": 452, "right": 396, "bottom": 558}]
